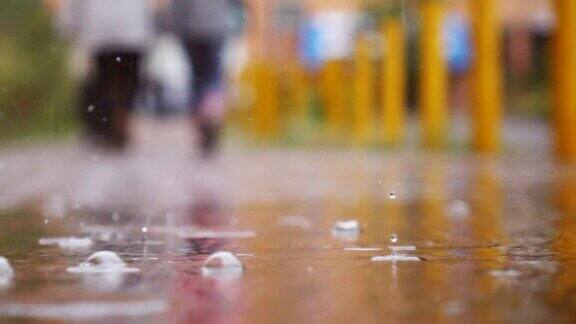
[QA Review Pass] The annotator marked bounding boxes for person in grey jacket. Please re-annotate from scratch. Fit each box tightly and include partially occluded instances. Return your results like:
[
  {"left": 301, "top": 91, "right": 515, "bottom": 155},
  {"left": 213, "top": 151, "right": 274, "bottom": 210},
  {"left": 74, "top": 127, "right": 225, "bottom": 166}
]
[
  {"left": 169, "top": 0, "right": 244, "bottom": 157},
  {"left": 48, "top": 0, "right": 155, "bottom": 149}
]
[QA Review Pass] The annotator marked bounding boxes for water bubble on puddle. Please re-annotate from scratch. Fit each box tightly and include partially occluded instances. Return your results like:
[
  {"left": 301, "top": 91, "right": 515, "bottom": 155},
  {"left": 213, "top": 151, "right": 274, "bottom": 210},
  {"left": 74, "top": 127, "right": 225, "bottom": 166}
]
[
  {"left": 390, "top": 233, "right": 399, "bottom": 243},
  {"left": 0, "top": 257, "right": 14, "bottom": 288},
  {"left": 388, "top": 191, "right": 398, "bottom": 200},
  {"left": 447, "top": 200, "right": 470, "bottom": 219},
  {"left": 331, "top": 220, "right": 361, "bottom": 241},
  {"left": 201, "top": 251, "right": 244, "bottom": 277},
  {"left": 332, "top": 220, "right": 361, "bottom": 233},
  {"left": 371, "top": 255, "right": 421, "bottom": 262},
  {"left": 67, "top": 251, "right": 139, "bottom": 274},
  {"left": 39, "top": 237, "right": 93, "bottom": 250},
  {"left": 0, "top": 257, "right": 13, "bottom": 277}
]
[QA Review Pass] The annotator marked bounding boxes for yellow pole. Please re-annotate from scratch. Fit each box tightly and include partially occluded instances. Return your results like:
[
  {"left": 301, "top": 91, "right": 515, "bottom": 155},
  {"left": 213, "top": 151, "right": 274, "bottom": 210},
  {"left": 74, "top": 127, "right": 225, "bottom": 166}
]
[
  {"left": 320, "top": 60, "right": 347, "bottom": 138},
  {"left": 553, "top": 0, "right": 576, "bottom": 161},
  {"left": 352, "top": 37, "right": 375, "bottom": 145},
  {"left": 470, "top": 0, "right": 503, "bottom": 153},
  {"left": 252, "top": 61, "right": 280, "bottom": 140},
  {"left": 381, "top": 18, "right": 407, "bottom": 145},
  {"left": 420, "top": 0, "right": 448, "bottom": 148}
]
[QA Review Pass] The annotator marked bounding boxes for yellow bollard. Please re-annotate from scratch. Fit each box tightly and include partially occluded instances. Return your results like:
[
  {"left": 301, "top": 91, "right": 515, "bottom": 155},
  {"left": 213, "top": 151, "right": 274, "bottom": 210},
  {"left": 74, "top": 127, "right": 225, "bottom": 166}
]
[
  {"left": 470, "top": 0, "right": 503, "bottom": 153},
  {"left": 320, "top": 60, "right": 347, "bottom": 138},
  {"left": 252, "top": 60, "right": 280, "bottom": 141},
  {"left": 419, "top": 0, "right": 448, "bottom": 148},
  {"left": 352, "top": 37, "right": 375, "bottom": 145},
  {"left": 286, "top": 61, "right": 310, "bottom": 122},
  {"left": 553, "top": 0, "right": 576, "bottom": 161},
  {"left": 381, "top": 18, "right": 407, "bottom": 145}
]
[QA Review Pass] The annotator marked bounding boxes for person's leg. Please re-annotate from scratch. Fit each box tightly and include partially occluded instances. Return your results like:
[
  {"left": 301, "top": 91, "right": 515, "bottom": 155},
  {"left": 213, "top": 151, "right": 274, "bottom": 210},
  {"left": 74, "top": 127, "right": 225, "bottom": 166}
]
[
  {"left": 183, "top": 38, "right": 225, "bottom": 157},
  {"left": 89, "top": 51, "right": 141, "bottom": 149},
  {"left": 106, "top": 52, "right": 142, "bottom": 149}
]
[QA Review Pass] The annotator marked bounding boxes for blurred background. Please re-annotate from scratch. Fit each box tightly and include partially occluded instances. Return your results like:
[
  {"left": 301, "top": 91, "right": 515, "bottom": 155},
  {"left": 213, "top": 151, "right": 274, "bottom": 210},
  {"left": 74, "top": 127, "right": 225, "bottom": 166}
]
[{"left": 0, "top": 0, "right": 558, "bottom": 152}]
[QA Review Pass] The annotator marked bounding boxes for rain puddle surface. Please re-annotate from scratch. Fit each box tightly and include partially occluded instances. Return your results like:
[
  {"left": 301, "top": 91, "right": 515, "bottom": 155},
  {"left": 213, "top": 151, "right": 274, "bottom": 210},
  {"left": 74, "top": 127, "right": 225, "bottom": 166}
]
[{"left": 0, "top": 149, "right": 573, "bottom": 323}]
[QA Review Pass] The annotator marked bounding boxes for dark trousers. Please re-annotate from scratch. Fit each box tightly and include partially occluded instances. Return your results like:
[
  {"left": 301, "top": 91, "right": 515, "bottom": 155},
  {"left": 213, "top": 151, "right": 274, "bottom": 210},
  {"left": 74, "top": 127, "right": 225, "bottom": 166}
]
[
  {"left": 81, "top": 51, "right": 142, "bottom": 148},
  {"left": 182, "top": 38, "right": 223, "bottom": 114}
]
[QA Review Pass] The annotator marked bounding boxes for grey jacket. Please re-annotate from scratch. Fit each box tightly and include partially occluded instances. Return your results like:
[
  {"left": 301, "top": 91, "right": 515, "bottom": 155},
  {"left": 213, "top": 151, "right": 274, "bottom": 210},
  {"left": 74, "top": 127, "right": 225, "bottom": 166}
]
[
  {"left": 169, "top": 0, "right": 239, "bottom": 39},
  {"left": 59, "top": 0, "right": 154, "bottom": 53}
]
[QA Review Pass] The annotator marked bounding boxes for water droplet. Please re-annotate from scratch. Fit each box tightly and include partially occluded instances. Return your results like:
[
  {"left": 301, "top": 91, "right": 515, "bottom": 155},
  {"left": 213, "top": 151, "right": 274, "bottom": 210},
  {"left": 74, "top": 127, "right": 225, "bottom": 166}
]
[
  {"left": 390, "top": 233, "right": 398, "bottom": 244},
  {"left": 115, "top": 57, "right": 122, "bottom": 63},
  {"left": 112, "top": 212, "right": 120, "bottom": 222},
  {"left": 44, "top": 218, "right": 50, "bottom": 224},
  {"left": 141, "top": 226, "right": 148, "bottom": 234},
  {"left": 389, "top": 191, "right": 398, "bottom": 200},
  {"left": 87, "top": 105, "right": 95, "bottom": 113},
  {"left": 102, "top": 117, "right": 107, "bottom": 123}
]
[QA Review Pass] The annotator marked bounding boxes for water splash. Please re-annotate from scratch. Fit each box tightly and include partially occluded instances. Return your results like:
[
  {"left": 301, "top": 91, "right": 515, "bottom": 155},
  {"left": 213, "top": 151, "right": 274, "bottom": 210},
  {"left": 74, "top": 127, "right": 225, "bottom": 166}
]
[
  {"left": 389, "top": 191, "right": 398, "bottom": 200},
  {"left": 66, "top": 251, "right": 139, "bottom": 274}
]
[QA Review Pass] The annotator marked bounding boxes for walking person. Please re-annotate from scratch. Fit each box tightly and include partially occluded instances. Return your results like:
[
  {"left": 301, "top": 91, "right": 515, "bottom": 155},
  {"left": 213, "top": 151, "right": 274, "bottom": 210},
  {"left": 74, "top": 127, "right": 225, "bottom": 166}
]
[
  {"left": 168, "top": 0, "right": 243, "bottom": 157},
  {"left": 46, "top": 0, "right": 155, "bottom": 149}
]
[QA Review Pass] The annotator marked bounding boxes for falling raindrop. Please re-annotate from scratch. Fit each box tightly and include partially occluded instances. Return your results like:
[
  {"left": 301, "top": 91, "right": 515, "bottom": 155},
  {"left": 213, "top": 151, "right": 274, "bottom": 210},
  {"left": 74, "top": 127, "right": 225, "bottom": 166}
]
[
  {"left": 141, "top": 226, "right": 148, "bottom": 234},
  {"left": 43, "top": 218, "right": 50, "bottom": 224},
  {"left": 115, "top": 57, "right": 122, "bottom": 63},
  {"left": 111, "top": 212, "right": 120, "bottom": 222},
  {"left": 87, "top": 105, "right": 95, "bottom": 113}
]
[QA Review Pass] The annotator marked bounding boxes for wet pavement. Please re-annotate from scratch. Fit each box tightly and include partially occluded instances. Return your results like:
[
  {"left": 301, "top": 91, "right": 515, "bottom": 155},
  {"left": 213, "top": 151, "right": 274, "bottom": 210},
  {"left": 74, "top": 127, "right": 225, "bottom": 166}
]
[{"left": 0, "top": 118, "right": 575, "bottom": 323}]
